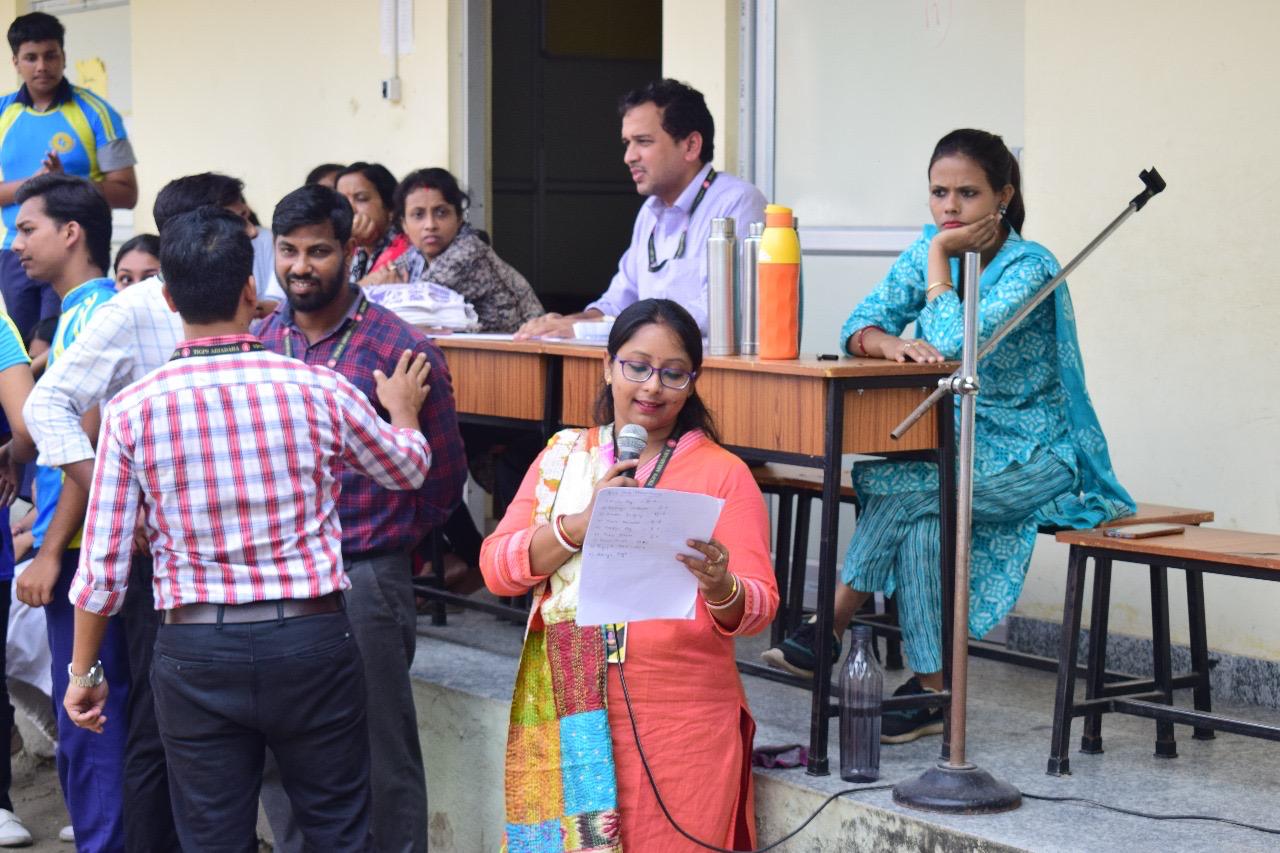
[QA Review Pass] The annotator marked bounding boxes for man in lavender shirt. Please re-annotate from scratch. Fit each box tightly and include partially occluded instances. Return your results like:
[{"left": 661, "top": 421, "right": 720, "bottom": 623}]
[{"left": 516, "top": 79, "right": 767, "bottom": 338}]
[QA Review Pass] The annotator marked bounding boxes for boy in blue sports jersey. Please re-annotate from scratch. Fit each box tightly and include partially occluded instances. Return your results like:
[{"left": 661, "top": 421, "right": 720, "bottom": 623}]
[
  {"left": 12, "top": 174, "right": 128, "bottom": 852},
  {"left": 0, "top": 12, "right": 137, "bottom": 339}
]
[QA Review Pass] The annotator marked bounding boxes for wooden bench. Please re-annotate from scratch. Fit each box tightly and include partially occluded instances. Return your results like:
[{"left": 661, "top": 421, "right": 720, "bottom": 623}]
[
  {"left": 1047, "top": 525, "right": 1280, "bottom": 775},
  {"left": 851, "top": 503, "right": 1217, "bottom": 670},
  {"left": 751, "top": 471, "right": 1215, "bottom": 676},
  {"left": 749, "top": 464, "right": 874, "bottom": 651},
  {"left": 1096, "top": 504, "right": 1214, "bottom": 529}
]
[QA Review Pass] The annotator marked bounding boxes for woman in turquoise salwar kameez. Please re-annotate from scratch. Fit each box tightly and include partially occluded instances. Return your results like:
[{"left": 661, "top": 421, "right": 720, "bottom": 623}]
[{"left": 762, "top": 129, "right": 1133, "bottom": 743}]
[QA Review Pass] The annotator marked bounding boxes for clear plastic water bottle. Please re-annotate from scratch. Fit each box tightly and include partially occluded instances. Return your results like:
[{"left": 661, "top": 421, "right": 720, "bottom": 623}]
[{"left": 839, "top": 625, "right": 883, "bottom": 782}]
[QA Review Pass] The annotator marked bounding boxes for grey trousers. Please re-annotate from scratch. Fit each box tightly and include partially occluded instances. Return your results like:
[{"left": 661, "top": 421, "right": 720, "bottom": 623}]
[{"left": 261, "top": 551, "right": 427, "bottom": 852}]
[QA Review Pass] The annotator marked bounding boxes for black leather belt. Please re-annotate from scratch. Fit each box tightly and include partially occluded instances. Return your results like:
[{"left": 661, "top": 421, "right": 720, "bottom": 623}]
[
  {"left": 162, "top": 592, "right": 343, "bottom": 625},
  {"left": 341, "top": 547, "right": 404, "bottom": 563}
]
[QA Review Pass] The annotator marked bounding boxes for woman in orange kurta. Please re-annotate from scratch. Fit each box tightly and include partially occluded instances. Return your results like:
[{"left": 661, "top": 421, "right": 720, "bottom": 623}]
[{"left": 481, "top": 298, "right": 778, "bottom": 852}]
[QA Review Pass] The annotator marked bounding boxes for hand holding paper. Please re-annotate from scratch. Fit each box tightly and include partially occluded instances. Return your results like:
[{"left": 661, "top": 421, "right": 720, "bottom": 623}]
[{"left": 575, "top": 487, "right": 724, "bottom": 625}]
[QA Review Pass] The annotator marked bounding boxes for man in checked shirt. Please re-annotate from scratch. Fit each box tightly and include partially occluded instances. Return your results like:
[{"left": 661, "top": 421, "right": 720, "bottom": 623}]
[
  {"left": 23, "top": 173, "right": 317, "bottom": 852},
  {"left": 62, "top": 206, "right": 435, "bottom": 851}
]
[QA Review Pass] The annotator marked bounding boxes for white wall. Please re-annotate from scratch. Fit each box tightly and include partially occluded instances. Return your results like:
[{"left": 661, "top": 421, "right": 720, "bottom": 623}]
[
  {"left": 1017, "top": 1, "right": 1280, "bottom": 659},
  {"left": 130, "top": 0, "right": 452, "bottom": 231},
  {"left": 662, "top": 0, "right": 739, "bottom": 174},
  {"left": 667, "top": 0, "right": 1280, "bottom": 663}
]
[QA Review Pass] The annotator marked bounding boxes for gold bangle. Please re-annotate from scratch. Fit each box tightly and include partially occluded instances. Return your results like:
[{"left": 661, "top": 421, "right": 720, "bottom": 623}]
[
  {"left": 926, "top": 281, "right": 953, "bottom": 297},
  {"left": 704, "top": 573, "right": 739, "bottom": 608}
]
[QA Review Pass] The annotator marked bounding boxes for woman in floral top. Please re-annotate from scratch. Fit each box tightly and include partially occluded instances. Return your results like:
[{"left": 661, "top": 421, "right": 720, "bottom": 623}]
[{"left": 391, "top": 168, "right": 543, "bottom": 333}]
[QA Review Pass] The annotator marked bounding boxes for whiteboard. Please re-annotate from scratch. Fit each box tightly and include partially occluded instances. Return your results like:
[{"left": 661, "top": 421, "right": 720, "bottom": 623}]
[{"left": 774, "top": 0, "right": 1024, "bottom": 228}]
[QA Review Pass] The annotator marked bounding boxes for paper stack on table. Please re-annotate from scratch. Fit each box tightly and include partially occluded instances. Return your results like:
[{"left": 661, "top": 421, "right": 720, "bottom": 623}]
[
  {"left": 576, "top": 487, "right": 724, "bottom": 625},
  {"left": 363, "top": 281, "right": 479, "bottom": 331}
]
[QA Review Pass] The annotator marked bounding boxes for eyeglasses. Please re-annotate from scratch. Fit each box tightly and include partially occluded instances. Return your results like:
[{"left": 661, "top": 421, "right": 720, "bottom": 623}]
[{"left": 614, "top": 358, "right": 697, "bottom": 390}]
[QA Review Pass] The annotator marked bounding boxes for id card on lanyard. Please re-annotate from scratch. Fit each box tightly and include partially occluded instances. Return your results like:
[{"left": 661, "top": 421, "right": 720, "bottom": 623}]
[
  {"left": 284, "top": 296, "right": 368, "bottom": 368},
  {"left": 646, "top": 169, "right": 717, "bottom": 273}
]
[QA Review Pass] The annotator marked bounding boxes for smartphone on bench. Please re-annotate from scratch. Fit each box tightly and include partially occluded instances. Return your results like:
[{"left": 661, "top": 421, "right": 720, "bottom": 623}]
[{"left": 1104, "top": 523, "right": 1186, "bottom": 539}]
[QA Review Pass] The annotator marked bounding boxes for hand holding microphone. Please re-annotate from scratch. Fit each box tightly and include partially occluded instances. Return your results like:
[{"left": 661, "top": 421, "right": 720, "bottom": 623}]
[
  {"left": 561, "top": 424, "right": 647, "bottom": 546},
  {"left": 615, "top": 423, "right": 647, "bottom": 464}
]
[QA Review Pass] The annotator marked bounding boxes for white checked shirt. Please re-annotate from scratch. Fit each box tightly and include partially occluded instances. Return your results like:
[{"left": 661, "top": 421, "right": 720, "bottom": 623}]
[
  {"left": 70, "top": 336, "right": 433, "bottom": 616},
  {"left": 24, "top": 276, "right": 182, "bottom": 468}
]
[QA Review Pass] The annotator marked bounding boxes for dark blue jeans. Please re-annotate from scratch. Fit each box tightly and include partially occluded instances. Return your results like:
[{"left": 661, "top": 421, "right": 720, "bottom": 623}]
[
  {"left": 152, "top": 608, "right": 371, "bottom": 852},
  {"left": 48, "top": 551, "right": 130, "bottom": 852}
]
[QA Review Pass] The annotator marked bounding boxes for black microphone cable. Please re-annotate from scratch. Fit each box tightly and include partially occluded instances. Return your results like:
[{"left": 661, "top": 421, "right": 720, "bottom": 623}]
[
  {"left": 615, "top": 658, "right": 893, "bottom": 853},
  {"left": 616, "top": 659, "right": 1280, "bottom": 850},
  {"left": 1018, "top": 791, "right": 1280, "bottom": 836}
]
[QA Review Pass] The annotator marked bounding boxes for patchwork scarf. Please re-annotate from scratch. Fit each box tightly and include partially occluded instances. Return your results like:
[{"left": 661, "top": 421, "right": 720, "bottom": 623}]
[{"left": 503, "top": 427, "right": 622, "bottom": 853}]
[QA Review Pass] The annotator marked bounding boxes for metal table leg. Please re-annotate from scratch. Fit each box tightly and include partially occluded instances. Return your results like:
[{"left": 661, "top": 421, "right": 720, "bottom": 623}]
[
  {"left": 787, "top": 494, "right": 813, "bottom": 632},
  {"left": 1080, "top": 557, "right": 1113, "bottom": 753},
  {"left": 805, "top": 379, "right": 846, "bottom": 776},
  {"left": 1048, "top": 546, "right": 1088, "bottom": 775},
  {"left": 770, "top": 491, "right": 795, "bottom": 644},
  {"left": 1185, "top": 569, "right": 1214, "bottom": 740},
  {"left": 1150, "top": 563, "right": 1177, "bottom": 759}
]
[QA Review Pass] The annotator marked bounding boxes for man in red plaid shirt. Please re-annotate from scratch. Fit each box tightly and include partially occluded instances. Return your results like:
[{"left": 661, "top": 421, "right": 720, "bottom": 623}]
[
  {"left": 62, "top": 206, "right": 437, "bottom": 850},
  {"left": 257, "top": 185, "right": 466, "bottom": 852}
]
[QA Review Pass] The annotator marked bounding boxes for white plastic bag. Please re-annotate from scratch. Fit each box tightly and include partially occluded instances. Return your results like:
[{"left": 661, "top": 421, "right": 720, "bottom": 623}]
[
  {"left": 7, "top": 560, "right": 51, "bottom": 698},
  {"left": 362, "top": 282, "right": 480, "bottom": 331}
]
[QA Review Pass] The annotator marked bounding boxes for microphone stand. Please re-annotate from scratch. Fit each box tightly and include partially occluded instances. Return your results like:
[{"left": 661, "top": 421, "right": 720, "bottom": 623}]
[{"left": 891, "top": 167, "right": 1166, "bottom": 814}]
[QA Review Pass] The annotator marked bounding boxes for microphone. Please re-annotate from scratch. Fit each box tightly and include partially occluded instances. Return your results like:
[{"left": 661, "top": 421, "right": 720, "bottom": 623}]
[{"left": 616, "top": 423, "right": 648, "bottom": 464}]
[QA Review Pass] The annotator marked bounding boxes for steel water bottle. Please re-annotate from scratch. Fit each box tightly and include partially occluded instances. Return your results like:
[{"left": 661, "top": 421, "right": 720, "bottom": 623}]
[
  {"left": 707, "top": 216, "right": 737, "bottom": 356},
  {"left": 738, "top": 221, "right": 763, "bottom": 355}
]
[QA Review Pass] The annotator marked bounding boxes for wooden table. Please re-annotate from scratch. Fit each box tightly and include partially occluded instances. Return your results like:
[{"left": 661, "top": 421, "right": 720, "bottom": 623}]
[
  {"left": 544, "top": 343, "right": 945, "bottom": 455},
  {"left": 431, "top": 337, "right": 559, "bottom": 435},
  {"left": 431, "top": 335, "right": 958, "bottom": 774}
]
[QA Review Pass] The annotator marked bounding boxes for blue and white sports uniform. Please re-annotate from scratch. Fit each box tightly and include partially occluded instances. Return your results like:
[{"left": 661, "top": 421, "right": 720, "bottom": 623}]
[
  {"left": 32, "top": 277, "right": 117, "bottom": 551},
  {"left": 0, "top": 79, "right": 135, "bottom": 248}
]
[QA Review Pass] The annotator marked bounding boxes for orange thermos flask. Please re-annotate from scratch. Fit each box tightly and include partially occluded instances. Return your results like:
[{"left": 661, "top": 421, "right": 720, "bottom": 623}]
[{"left": 757, "top": 204, "right": 801, "bottom": 360}]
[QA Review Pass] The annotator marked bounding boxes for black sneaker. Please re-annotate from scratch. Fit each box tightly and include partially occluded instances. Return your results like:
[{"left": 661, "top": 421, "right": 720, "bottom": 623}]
[
  {"left": 760, "top": 616, "right": 841, "bottom": 678},
  {"left": 881, "top": 676, "right": 945, "bottom": 744}
]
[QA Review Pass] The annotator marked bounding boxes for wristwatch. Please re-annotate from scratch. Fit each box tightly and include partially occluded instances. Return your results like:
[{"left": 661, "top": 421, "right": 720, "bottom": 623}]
[{"left": 67, "top": 661, "right": 104, "bottom": 688}]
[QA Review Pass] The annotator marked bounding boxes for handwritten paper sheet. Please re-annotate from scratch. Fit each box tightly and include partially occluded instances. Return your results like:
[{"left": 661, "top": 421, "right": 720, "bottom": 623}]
[{"left": 576, "top": 487, "right": 724, "bottom": 625}]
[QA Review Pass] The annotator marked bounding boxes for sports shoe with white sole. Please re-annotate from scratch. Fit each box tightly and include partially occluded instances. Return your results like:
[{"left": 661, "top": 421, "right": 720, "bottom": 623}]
[
  {"left": 0, "top": 809, "right": 31, "bottom": 847},
  {"left": 880, "top": 676, "right": 945, "bottom": 744},
  {"left": 760, "top": 616, "right": 841, "bottom": 678}
]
